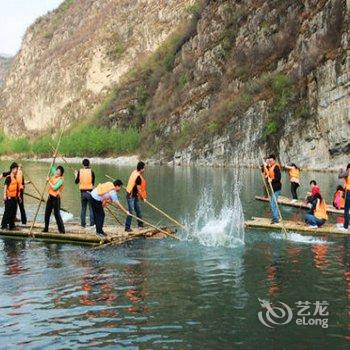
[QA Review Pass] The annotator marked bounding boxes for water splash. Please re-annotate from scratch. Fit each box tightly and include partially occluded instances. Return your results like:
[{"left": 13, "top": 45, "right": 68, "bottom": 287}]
[
  {"left": 184, "top": 171, "right": 245, "bottom": 248},
  {"left": 270, "top": 232, "right": 331, "bottom": 245}
]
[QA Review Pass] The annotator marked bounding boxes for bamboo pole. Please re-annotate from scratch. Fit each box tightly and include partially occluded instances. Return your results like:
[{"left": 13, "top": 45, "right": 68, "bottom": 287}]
[
  {"left": 23, "top": 192, "right": 70, "bottom": 213},
  {"left": 105, "top": 174, "right": 187, "bottom": 231},
  {"left": 29, "top": 130, "right": 64, "bottom": 237},
  {"left": 105, "top": 206, "right": 123, "bottom": 226},
  {"left": 49, "top": 143, "right": 77, "bottom": 174},
  {"left": 109, "top": 203, "right": 180, "bottom": 240},
  {"left": 258, "top": 148, "right": 288, "bottom": 236},
  {"left": 21, "top": 168, "right": 42, "bottom": 197}
]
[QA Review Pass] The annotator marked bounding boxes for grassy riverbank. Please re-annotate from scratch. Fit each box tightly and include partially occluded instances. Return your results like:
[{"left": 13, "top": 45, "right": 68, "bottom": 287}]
[{"left": 0, "top": 126, "right": 140, "bottom": 157}]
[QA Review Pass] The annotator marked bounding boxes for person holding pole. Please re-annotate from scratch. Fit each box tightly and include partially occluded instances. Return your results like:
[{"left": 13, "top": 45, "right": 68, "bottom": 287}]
[
  {"left": 90, "top": 180, "right": 130, "bottom": 236},
  {"left": 1, "top": 164, "right": 29, "bottom": 225},
  {"left": 43, "top": 165, "right": 65, "bottom": 234},
  {"left": 125, "top": 161, "right": 147, "bottom": 232},
  {"left": 265, "top": 154, "right": 282, "bottom": 224},
  {"left": 74, "top": 159, "right": 95, "bottom": 228},
  {"left": 1, "top": 162, "right": 20, "bottom": 230}
]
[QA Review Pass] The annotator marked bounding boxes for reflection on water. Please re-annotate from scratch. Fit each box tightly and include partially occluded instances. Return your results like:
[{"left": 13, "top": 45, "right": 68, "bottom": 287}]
[{"left": 0, "top": 161, "right": 349, "bottom": 348}]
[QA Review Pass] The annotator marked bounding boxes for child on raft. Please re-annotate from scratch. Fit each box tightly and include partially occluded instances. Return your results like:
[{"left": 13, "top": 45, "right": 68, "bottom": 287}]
[{"left": 333, "top": 185, "right": 345, "bottom": 210}]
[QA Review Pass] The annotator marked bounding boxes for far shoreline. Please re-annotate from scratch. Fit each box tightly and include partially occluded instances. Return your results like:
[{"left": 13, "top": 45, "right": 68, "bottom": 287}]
[{"left": 0, "top": 154, "right": 341, "bottom": 173}]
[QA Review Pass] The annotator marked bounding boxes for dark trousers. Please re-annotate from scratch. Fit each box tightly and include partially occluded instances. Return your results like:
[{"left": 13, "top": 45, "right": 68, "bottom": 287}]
[
  {"left": 344, "top": 191, "right": 350, "bottom": 229},
  {"left": 291, "top": 182, "right": 300, "bottom": 200},
  {"left": 91, "top": 198, "right": 105, "bottom": 234},
  {"left": 18, "top": 192, "right": 27, "bottom": 224},
  {"left": 80, "top": 191, "right": 94, "bottom": 227},
  {"left": 44, "top": 195, "right": 65, "bottom": 233},
  {"left": 1, "top": 198, "right": 18, "bottom": 229},
  {"left": 125, "top": 195, "right": 143, "bottom": 230}
]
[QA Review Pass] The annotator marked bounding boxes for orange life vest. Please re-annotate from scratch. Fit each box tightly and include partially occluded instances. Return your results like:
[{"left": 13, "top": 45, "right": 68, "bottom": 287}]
[
  {"left": 6, "top": 175, "right": 19, "bottom": 198},
  {"left": 48, "top": 176, "right": 64, "bottom": 197},
  {"left": 267, "top": 163, "right": 279, "bottom": 180},
  {"left": 314, "top": 199, "right": 328, "bottom": 221},
  {"left": 17, "top": 170, "right": 24, "bottom": 191},
  {"left": 344, "top": 175, "right": 350, "bottom": 191},
  {"left": 79, "top": 168, "right": 93, "bottom": 191},
  {"left": 288, "top": 168, "right": 300, "bottom": 181},
  {"left": 96, "top": 182, "right": 115, "bottom": 196},
  {"left": 126, "top": 170, "right": 147, "bottom": 199}
]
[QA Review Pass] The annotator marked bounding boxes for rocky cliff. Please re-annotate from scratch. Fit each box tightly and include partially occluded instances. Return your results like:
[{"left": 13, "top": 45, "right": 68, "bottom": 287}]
[
  {"left": 1, "top": 0, "right": 349, "bottom": 169},
  {"left": 0, "top": 55, "right": 13, "bottom": 87},
  {"left": 0, "top": 0, "right": 194, "bottom": 135}
]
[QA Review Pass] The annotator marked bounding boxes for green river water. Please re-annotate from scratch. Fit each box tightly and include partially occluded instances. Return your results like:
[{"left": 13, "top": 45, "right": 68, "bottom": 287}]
[{"left": 0, "top": 160, "right": 348, "bottom": 349}]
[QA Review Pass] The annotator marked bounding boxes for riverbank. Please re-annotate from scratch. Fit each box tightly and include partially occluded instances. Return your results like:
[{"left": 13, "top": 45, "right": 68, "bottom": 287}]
[{"left": 0, "top": 153, "right": 343, "bottom": 172}]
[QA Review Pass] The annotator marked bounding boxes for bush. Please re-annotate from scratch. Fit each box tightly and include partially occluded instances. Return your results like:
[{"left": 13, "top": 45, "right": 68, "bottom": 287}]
[
  {"left": 10, "top": 138, "right": 30, "bottom": 154},
  {"left": 59, "top": 126, "right": 139, "bottom": 156},
  {"left": 32, "top": 136, "right": 54, "bottom": 156}
]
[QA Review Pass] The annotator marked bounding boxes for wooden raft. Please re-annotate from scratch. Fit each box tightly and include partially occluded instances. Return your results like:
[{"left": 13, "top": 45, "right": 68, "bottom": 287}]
[
  {"left": 0, "top": 222, "right": 175, "bottom": 246},
  {"left": 245, "top": 217, "right": 349, "bottom": 236},
  {"left": 255, "top": 195, "right": 343, "bottom": 216}
]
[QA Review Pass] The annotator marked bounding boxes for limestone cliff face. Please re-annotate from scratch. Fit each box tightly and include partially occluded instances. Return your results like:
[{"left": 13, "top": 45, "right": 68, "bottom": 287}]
[
  {"left": 0, "top": 56, "right": 12, "bottom": 87},
  {"left": 149, "top": 0, "right": 349, "bottom": 169},
  {"left": 0, "top": 0, "right": 194, "bottom": 135}
]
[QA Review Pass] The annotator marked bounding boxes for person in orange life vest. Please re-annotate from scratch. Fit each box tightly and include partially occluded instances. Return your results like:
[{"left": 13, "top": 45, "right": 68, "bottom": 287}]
[
  {"left": 74, "top": 159, "right": 95, "bottom": 228},
  {"left": 305, "top": 192, "right": 328, "bottom": 228},
  {"left": 90, "top": 180, "right": 130, "bottom": 236},
  {"left": 263, "top": 154, "right": 282, "bottom": 224},
  {"left": 1, "top": 162, "right": 20, "bottom": 230},
  {"left": 1, "top": 164, "right": 29, "bottom": 225},
  {"left": 338, "top": 163, "right": 350, "bottom": 231},
  {"left": 125, "top": 161, "right": 147, "bottom": 232},
  {"left": 285, "top": 163, "right": 300, "bottom": 202},
  {"left": 333, "top": 185, "right": 345, "bottom": 210},
  {"left": 43, "top": 165, "right": 65, "bottom": 234}
]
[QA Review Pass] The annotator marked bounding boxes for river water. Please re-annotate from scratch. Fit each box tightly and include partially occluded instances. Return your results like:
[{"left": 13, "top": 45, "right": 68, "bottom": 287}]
[{"left": 0, "top": 160, "right": 348, "bottom": 349}]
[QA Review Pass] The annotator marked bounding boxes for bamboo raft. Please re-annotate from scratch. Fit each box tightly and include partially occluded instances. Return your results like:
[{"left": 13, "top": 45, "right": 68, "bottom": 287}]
[
  {"left": 255, "top": 195, "right": 343, "bottom": 215},
  {"left": 0, "top": 222, "right": 175, "bottom": 246},
  {"left": 245, "top": 217, "right": 349, "bottom": 236}
]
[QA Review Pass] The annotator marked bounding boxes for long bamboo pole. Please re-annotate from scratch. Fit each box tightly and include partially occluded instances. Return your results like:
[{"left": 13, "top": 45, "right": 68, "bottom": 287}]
[
  {"left": 21, "top": 168, "right": 42, "bottom": 197},
  {"left": 258, "top": 148, "right": 288, "bottom": 236},
  {"left": 105, "top": 174, "right": 187, "bottom": 231},
  {"left": 29, "top": 131, "right": 64, "bottom": 237},
  {"left": 109, "top": 203, "right": 180, "bottom": 240},
  {"left": 23, "top": 192, "right": 70, "bottom": 213}
]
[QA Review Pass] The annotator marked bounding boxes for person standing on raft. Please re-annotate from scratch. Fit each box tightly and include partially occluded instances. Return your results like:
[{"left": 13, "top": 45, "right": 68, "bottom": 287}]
[
  {"left": 285, "top": 163, "right": 300, "bottom": 202},
  {"left": 1, "top": 162, "right": 20, "bottom": 230},
  {"left": 90, "top": 180, "right": 130, "bottom": 237},
  {"left": 125, "top": 161, "right": 147, "bottom": 232},
  {"left": 305, "top": 192, "right": 328, "bottom": 228},
  {"left": 43, "top": 165, "right": 65, "bottom": 234},
  {"left": 1, "top": 164, "right": 28, "bottom": 225},
  {"left": 338, "top": 163, "right": 350, "bottom": 231},
  {"left": 74, "top": 159, "right": 95, "bottom": 228},
  {"left": 263, "top": 155, "right": 282, "bottom": 224}
]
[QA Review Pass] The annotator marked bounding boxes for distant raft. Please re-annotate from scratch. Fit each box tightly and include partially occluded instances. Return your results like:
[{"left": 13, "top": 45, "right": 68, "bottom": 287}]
[
  {"left": 0, "top": 223, "right": 176, "bottom": 246},
  {"left": 255, "top": 195, "right": 343, "bottom": 216},
  {"left": 245, "top": 217, "right": 349, "bottom": 236}
]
